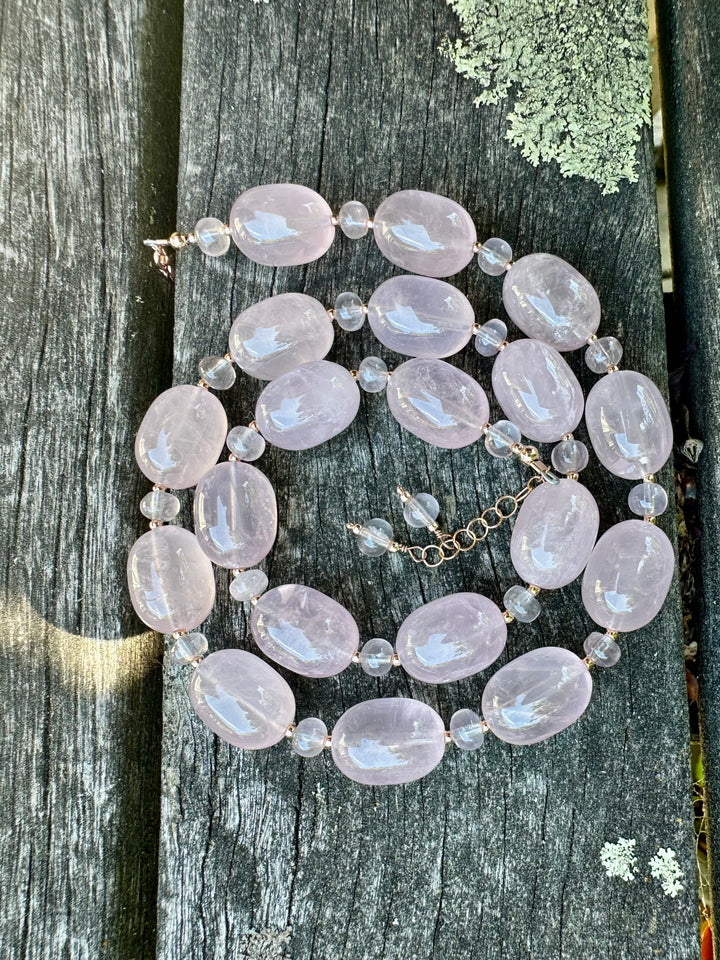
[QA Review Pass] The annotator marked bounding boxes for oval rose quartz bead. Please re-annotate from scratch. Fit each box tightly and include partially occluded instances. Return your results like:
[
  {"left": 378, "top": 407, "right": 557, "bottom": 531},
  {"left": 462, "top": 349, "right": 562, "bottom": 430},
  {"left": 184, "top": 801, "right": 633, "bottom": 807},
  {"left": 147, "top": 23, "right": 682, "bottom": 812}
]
[
  {"left": 386, "top": 358, "right": 489, "bottom": 448},
  {"left": 581, "top": 519, "right": 675, "bottom": 632},
  {"left": 585, "top": 370, "right": 673, "bottom": 479},
  {"left": 396, "top": 593, "right": 507, "bottom": 683},
  {"left": 127, "top": 526, "right": 215, "bottom": 633},
  {"left": 491, "top": 338, "right": 584, "bottom": 443},
  {"left": 135, "top": 384, "right": 227, "bottom": 489},
  {"left": 189, "top": 649, "right": 295, "bottom": 749},
  {"left": 229, "top": 293, "right": 334, "bottom": 380},
  {"left": 251, "top": 584, "right": 359, "bottom": 677},
  {"left": 229, "top": 184, "right": 335, "bottom": 266},
  {"left": 367, "top": 276, "right": 475, "bottom": 358},
  {"left": 255, "top": 360, "right": 360, "bottom": 450},
  {"left": 373, "top": 190, "right": 477, "bottom": 277},
  {"left": 193, "top": 461, "right": 277, "bottom": 569},
  {"left": 331, "top": 698, "right": 446, "bottom": 785},
  {"left": 482, "top": 647, "right": 593, "bottom": 745},
  {"left": 502, "top": 253, "right": 601, "bottom": 350},
  {"left": 510, "top": 479, "right": 600, "bottom": 589}
]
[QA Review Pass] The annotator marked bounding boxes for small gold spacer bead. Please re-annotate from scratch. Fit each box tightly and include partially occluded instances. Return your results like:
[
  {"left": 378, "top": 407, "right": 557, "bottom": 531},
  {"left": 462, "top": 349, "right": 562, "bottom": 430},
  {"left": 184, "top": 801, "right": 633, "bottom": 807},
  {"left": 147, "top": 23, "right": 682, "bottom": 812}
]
[
  {"left": 606, "top": 364, "right": 619, "bottom": 374},
  {"left": 284, "top": 724, "right": 296, "bottom": 739},
  {"left": 587, "top": 333, "right": 598, "bottom": 343},
  {"left": 197, "top": 378, "right": 210, "bottom": 389},
  {"left": 527, "top": 585, "right": 540, "bottom": 596},
  {"left": 248, "top": 420, "right": 259, "bottom": 432},
  {"left": 643, "top": 474, "right": 655, "bottom": 482},
  {"left": 643, "top": 515, "right": 658, "bottom": 524},
  {"left": 496, "top": 339, "right": 509, "bottom": 351},
  {"left": 171, "top": 630, "right": 187, "bottom": 640},
  {"left": 250, "top": 595, "right": 261, "bottom": 606},
  {"left": 562, "top": 433, "right": 574, "bottom": 442},
  {"left": 224, "top": 352, "right": 233, "bottom": 363},
  {"left": 605, "top": 630, "right": 619, "bottom": 640},
  {"left": 581, "top": 656, "right": 594, "bottom": 670},
  {"left": 323, "top": 734, "right": 333, "bottom": 748},
  {"left": 472, "top": 241, "right": 483, "bottom": 253},
  {"left": 345, "top": 522, "right": 363, "bottom": 534},
  {"left": 396, "top": 485, "right": 412, "bottom": 503},
  {"left": 152, "top": 483, "right": 167, "bottom": 492},
  {"left": 567, "top": 472, "right": 580, "bottom": 481},
  {"left": 391, "top": 653, "right": 401, "bottom": 666},
  {"left": 327, "top": 308, "right": 336, "bottom": 320},
  {"left": 149, "top": 519, "right": 163, "bottom": 529},
  {"left": 231, "top": 568, "right": 245, "bottom": 578},
  {"left": 349, "top": 369, "right": 359, "bottom": 380},
  {"left": 502, "top": 610, "right": 515, "bottom": 624},
  {"left": 444, "top": 730, "right": 454, "bottom": 744},
  {"left": 366, "top": 218, "right": 374, "bottom": 230},
  {"left": 351, "top": 651, "right": 361, "bottom": 664},
  {"left": 330, "top": 215, "right": 340, "bottom": 226}
]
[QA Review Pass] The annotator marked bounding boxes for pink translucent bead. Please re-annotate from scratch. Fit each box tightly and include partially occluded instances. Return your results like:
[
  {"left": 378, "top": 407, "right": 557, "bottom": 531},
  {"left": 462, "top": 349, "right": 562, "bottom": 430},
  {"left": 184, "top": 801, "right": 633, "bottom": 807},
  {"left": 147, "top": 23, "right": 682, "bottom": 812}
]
[
  {"left": 331, "top": 698, "right": 446, "bottom": 785},
  {"left": 396, "top": 592, "right": 507, "bottom": 683},
  {"left": 373, "top": 190, "right": 476, "bottom": 277},
  {"left": 510, "top": 479, "right": 600, "bottom": 589},
  {"left": 189, "top": 649, "right": 295, "bottom": 749},
  {"left": 134, "top": 384, "right": 227, "bottom": 489},
  {"left": 229, "top": 184, "right": 335, "bottom": 266},
  {"left": 581, "top": 519, "right": 675, "bottom": 632},
  {"left": 127, "top": 526, "right": 215, "bottom": 633},
  {"left": 482, "top": 647, "right": 593, "bottom": 744},
  {"left": 386, "top": 358, "right": 490, "bottom": 448},
  {"left": 193, "top": 461, "right": 277, "bottom": 569}
]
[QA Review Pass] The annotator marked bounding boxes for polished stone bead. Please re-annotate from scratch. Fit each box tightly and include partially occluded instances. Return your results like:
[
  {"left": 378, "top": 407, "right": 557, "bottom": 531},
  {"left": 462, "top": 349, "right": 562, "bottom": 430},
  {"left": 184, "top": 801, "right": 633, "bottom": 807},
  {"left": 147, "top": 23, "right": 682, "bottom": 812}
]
[
  {"left": 139, "top": 489, "right": 180, "bottom": 521},
  {"left": 360, "top": 638, "right": 395, "bottom": 677},
  {"left": 551, "top": 438, "right": 590, "bottom": 475},
  {"left": 584, "top": 632, "right": 621, "bottom": 667},
  {"left": 198, "top": 355, "right": 236, "bottom": 390},
  {"left": 373, "top": 190, "right": 477, "bottom": 277},
  {"left": 331, "top": 698, "right": 446, "bottom": 785},
  {"left": 357, "top": 356, "right": 389, "bottom": 393},
  {"left": 491, "top": 338, "right": 584, "bottom": 443},
  {"left": 229, "top": 184, "right": 335, "bottom": 266},
  {"left": 189, "top": 649, "right": 295, "bottom": 749},
  {"left": 387, "top": 358, "right": 490, "bottom": 448},
  {"left": 334, "top": 291, "right": 366, "bottom": 331},
  {"left": 585, "top": 370, "right": 673, "bottom": 479},
  {"left": 477, "top": 237, "right": 512, "bottom": 276},
  {"left": 292, "top": 717, "right": 328, "bottom": 757},
  {"left": 194, "top": 217, "right": 230, "bottom": 257},
  {"left": 504, "top": 585, "right": 541, "bottom": 623},
  {"left": 127, "top": 526, "right": 215, "bottom": 633},
  {"left": 503, "top": 253, "right": 601, "bottom": 350},
  {"left": 396, "top": 592, "right": 507, "bottom": 683},
  {"left": 628, "top": 481, "right": 669, "bottom": 517},
  {"left": 229, "top": 568, "right": 269, "bottom": 602},
  {"left": 194, "top": 461, "right": 277, "bottom": 569},
  {"left": 357, "top": 518, "right": 394, "bottom": 557},
  {"left": 510, "top": 479, "right": 600, "bottom": 589},
  {"left": 367, "top": 275, "right": 475, "bottom": 358},
  {"left": 251, "top": 583, "right": 359, "bottom": 677},
  {"left": 229, "top": 292, "right": 334, "bottom": 380},
  {"left": 338, "top": 200, "right": 370, "bottom": 239},
  {"left": 484, "top": 419, "right": 522, "bottom": 458},
  {"left": 474, "top": 318, "right": 508, "bottom": 357},
  {"left": 581, "top": 519, "right": 675, "bottom": 632},
  {"left": 449, "top": 709, "right": 485, "bottom": 750},
  {"left": 226, "top": 425, "right": 266, "bottom": 462},
  {"left": 403, "top": 492, "right": 440, "bottom": 528},
  {"left": 255, "top": 360, "right": 360, "bottom": 450},
  {"left": 482, "top": 646, "right": 593, "bottom": 744},
  {"left": 135, "top": 384, "right": 227, "bottom": 489},
  {"left": 170, "top": 631, "right": 208, "bottom": 664},
  {"left": 585, "top": 335, "right": 623, "bottom": 373}
]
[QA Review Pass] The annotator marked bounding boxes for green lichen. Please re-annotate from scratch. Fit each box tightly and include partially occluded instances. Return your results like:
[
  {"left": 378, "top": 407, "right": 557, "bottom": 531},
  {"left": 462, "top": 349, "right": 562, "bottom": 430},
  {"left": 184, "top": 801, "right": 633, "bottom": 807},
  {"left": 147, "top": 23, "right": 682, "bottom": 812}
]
[{"left": 442, "top": 0, "right": 652, "bottom": 193}]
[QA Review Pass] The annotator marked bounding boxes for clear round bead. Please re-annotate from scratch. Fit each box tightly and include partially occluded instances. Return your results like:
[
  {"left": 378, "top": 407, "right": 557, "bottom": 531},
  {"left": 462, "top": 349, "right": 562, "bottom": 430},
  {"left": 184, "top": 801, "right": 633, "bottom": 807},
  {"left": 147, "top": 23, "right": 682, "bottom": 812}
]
[
  {"left": 334, "top": 291, "right": 366, "bottom": 331},
  {"left": 403, "top": 492, "right": 440, "bottom": 528},
  {"left": 198, "top": 355, "right": 236, "bottom": 390},
  {"left": 226, "top": 425, "right": 266, "bottom": 461},
  {"left": 474, "top": 318, "right": 508, "bottom": 357},
  {"left": 194, "top": 217, "right": 231, "bottom": 257},
  {"left": 357, "top": 518, "right": 394, "bottom": 557},
  {"left": 229, "top": 568, "right": 269, "bottom": 602},
  {"left": 171, "top": 631, "right": 208, "bottom": 664},
  {"left": 584, "top": 631, "right": 621, "bottom": 667},
  {"left": 357, "top": 356, "right": 389, "bottom": 393},
  {"left": 360, "top": 638, "right": 394, "bottom": 676},
  {"left": 292, "top": 717, "right": 328, "bottom": 757},
  {"left": 628, "top": 481, "right": 669, "bottom": 517},
  {"left": 338, "top": 201, "right": 370, "bottom": 239},
  {"left": 477, "top": 237, "right": 513, "bottom": 276},
  {"left": 485, "top": 419, "right": 522, "bottom": 458},
  {"left": 504, "top": 585, "right": 541, "bottom": 623},
  {"left": 140, "top": 489, "right": 181, "bottom": 521},
  {"left": 449, "top": 709, "right": 485, "bottom": 751},
  {"left": 585, "top": 336, "right": 623, "bottom": 374},
  {"left": 551, "top": 438, "right": 590, "bottom": 475}
]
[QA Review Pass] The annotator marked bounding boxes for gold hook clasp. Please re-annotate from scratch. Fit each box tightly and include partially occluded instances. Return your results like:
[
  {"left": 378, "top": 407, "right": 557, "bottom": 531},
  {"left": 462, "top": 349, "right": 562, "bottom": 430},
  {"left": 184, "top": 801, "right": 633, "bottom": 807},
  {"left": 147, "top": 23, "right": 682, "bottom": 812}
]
[{"left": 143, "top": 232, "right": 194, "bottom": 282}]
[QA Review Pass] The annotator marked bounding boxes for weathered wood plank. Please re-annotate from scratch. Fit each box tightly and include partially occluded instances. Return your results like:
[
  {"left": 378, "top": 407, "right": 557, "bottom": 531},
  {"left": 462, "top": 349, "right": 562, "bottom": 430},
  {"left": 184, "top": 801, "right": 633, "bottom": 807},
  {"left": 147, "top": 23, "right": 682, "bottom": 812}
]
[
  {"left": 157, "top": 1, "right": 696, "bottom": 957},
  {"left": 0, "top": 2, "right": 182, "bottom": 957}
]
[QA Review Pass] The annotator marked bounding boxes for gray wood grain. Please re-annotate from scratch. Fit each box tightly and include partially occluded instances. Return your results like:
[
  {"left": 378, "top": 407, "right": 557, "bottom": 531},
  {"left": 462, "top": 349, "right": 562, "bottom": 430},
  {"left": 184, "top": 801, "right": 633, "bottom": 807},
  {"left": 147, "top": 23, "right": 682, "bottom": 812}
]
[
  {"left": 656, "top": 0, "right": 720, "bottom": 936},
  {"left": 157, "top": 1, "right": 697, "bottom": 957},
  {"left": 0, "top": 2, "right": 183, "bottom": 957}
]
